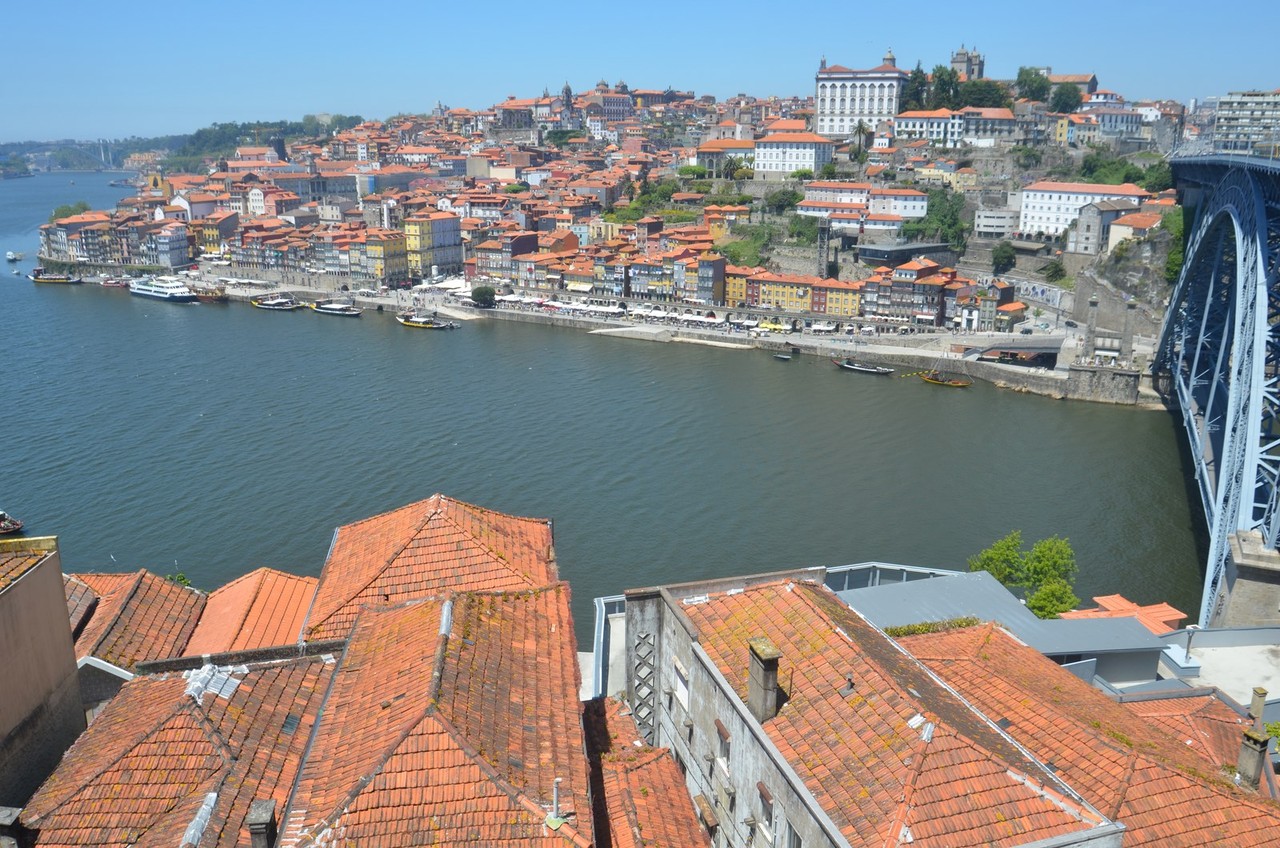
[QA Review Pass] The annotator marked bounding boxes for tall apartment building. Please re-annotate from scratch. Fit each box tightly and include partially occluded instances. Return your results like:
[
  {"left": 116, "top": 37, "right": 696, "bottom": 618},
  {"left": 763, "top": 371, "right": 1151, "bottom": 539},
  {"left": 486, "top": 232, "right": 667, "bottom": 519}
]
[
  {"left": 814, "top": 50, "right": 908, "bottom": 140},
  {"left": 1213, "top": 90, "right": 1280, "bottom": 154}
]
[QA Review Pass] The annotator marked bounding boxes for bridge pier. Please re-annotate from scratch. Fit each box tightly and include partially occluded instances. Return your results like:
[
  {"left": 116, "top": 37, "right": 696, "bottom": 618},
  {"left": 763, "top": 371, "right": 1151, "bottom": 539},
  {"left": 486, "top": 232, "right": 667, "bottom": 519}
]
[{"left": 1220, "top": 531, "right": 1280, "bottom": 627}]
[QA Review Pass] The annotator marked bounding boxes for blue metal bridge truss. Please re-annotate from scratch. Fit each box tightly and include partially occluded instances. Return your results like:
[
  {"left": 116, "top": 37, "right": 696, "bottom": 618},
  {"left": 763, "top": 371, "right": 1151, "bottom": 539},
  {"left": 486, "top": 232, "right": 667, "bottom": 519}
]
[{"left": 1155, "top": 155, "right": 1280, "bottom": 624}]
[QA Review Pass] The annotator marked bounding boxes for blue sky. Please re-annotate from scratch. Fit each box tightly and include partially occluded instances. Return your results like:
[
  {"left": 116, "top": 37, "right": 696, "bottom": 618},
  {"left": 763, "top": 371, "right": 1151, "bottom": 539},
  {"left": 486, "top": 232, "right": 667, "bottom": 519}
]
[{"left": 4, "top": 1, "right": 1274, "bottom": 142}]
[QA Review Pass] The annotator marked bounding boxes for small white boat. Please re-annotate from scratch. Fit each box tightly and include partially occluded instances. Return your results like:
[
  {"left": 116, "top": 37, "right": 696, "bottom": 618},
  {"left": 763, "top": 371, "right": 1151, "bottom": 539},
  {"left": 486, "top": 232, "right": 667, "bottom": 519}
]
[
  {"left": 310, "top": 299, "right": 362, "bottom": 317},
  {"left": 251, "top": 294, "right": 304, "bottom": 311},
  {"left": 6, "top": 251, "right": 24, "bottom": 262}
]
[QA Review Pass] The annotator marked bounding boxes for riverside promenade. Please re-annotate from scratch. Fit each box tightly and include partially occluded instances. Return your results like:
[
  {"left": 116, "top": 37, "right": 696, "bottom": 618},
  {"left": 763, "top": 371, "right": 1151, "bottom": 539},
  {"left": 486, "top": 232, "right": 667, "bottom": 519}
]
[{"left": 186, "top": 260, "right": 1150, "bottom": 404}]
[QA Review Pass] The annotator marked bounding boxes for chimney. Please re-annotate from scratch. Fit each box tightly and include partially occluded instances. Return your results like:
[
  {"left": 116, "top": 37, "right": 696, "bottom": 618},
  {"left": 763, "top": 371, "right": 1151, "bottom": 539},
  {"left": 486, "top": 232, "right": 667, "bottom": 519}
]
[
  {"left": 747, "top": 637, "right": 782, "bottom": 723},
  {"left": 246, "top": 799, "right": 278, "bottom": 848},
  {"left": 1250, "top": 687, "right": 1268, "bottom": 728},
  {"left": 1238, "top": 728, "right": 1270, "bottom": 790}
]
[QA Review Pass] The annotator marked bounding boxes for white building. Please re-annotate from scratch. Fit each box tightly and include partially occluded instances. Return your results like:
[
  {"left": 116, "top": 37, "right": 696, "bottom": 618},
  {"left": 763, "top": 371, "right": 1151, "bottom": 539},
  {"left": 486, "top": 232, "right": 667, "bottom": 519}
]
[
  {"left": 1213, "top": 90, "right": 1280, "bottom": 154},
  {"left": 814, "top": 50, "right": 908, "bottom": 140},
  {"left": 1018, "top": 181, "right": 1150, "bottom": 237},
  {"left": 752, "top": 132, "right": 835, "bottom": 180},
  {"left": 797, "top": 181, "right": 928, "bottom": 218},
  {"left": 893, "top": 109, "right": 963, "bottom": 146}
]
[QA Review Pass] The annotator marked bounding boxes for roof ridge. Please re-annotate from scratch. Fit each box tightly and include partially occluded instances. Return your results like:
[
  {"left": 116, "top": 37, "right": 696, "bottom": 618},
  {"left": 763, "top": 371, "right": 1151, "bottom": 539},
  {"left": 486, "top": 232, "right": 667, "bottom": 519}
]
[
  {"left": 880, "top": 731, "right": 934, "bottom": 848},
  {"left": 83, "top": 569, "right": 148, "bottom": 660}
]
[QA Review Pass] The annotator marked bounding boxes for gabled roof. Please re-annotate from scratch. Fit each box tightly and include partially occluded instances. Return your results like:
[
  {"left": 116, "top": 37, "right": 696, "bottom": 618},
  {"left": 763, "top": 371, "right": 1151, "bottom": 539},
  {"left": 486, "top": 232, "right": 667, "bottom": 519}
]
[
  {"left": 282, "top": 588, "right": 590, "bottom": 847},
  {"left": 63, "top": 574, "right": 98, "bottom": 638},
  {"left": 74, "top": 569, "right": 206, "bottom": 671},
  {"left": 681, "top": 580, "right": 1112, "bottom": 846},
  {"left": 184, "top": 567, "right": 318, "bottom": 656},
  {"left": 302, "top": 494, "right": 557, "bottom": 640},
  {"left": 900, "top": 624, "right": 1280, "bottom": 845},
  {"left": 22, "top": 655, "right": 335, "bottom": 847}
]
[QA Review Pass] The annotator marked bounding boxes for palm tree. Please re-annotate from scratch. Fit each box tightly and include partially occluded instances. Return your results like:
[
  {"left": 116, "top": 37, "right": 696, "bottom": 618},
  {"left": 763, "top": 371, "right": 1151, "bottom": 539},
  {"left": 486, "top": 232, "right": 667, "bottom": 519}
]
[
  {"left": 721, "top": 155, "right": 744, "bottom": 180},
  {"left": 853, "top": 120, "right": 871, "bottom": 153}
]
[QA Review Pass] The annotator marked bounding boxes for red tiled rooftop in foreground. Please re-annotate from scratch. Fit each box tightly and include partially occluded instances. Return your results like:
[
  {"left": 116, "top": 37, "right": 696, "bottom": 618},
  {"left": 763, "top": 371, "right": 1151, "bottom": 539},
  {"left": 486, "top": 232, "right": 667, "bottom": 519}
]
[
  {"left": 73, "top": 569, "right": 206, "bottom": 671},
  {"left": 62, "top": 575, "right": 98, "bottom": 638},
  {"left": 22, "top": 656, "right": 334, "bottom": 847},
  {"left": 302, "top": 493, "right": 558, "bottom": 640},
  {"left": 597, "top": 697, "right": 710, "bottom": 848},
  {"left": 184, "top": 567, "right": 317, "bottom": 655},
  {"left": 680, "top": 580, "right": 1111, "bottom": 847},
  {"left": 899, "top": 623, "right": 1280, "bottom": 846},
  {"left": 282, "top": 586, "right": 590, "bottom": 847}
]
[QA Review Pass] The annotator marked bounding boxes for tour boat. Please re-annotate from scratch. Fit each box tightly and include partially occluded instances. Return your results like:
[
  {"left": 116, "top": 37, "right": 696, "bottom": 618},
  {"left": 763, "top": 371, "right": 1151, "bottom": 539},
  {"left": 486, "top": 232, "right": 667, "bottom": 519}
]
[
  {"left": 99, "top": 277, "right": 129, "bottom": 288},
  {"left": 919, "top": 369, "right": 973, "bottom": 388},
  {"left": 28, "top": 268, "right": 82, "bottom": 284},
  {"left": 396, "top": 310, "right": 459, "bottom": 329},
  {"left": 193, "top": 284, "right": 229, "bottom": 303},
  {"left": 129, "top": 276, "right": 198, "bottom": 302},
  {"left": 251, "top": 294, "right": 304, "bottom": 311},
  {"left": 0, "top": 510, "right": 23, "bottom": 536},
  {"left": 832, "top": 357, "right": 894, "bottom": 375},
  {"left": 310, "top": 299, "right": 363, "bottom": 317}
]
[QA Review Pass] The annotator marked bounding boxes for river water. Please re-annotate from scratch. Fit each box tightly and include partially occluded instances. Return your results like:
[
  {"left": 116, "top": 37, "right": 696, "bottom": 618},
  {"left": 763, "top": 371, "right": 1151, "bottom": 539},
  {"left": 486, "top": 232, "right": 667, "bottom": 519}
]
[{"left": 0, "top": 171, "right": 1205, "bottom": 638}]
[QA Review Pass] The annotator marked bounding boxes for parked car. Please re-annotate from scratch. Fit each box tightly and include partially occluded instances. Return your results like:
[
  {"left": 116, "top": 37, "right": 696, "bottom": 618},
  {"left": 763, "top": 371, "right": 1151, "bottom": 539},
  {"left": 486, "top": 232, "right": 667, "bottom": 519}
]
[
  {"left": 1020, "top": 328, "right": 1033, "bottom": 335},
  {"left": 1064, "top": 319, "right": 1078, "bottom": 328}
]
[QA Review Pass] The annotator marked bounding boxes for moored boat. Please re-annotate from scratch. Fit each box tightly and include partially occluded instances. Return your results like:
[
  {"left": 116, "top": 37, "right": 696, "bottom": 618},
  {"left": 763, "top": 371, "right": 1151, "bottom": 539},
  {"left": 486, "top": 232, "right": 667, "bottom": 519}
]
[
  {"left": 99, "top": 276, "right": 129, "bottom": 288},
  {"left": 396, "top": 310, "right": 459, "bottom": 329},
  {"left": 6, "top": 251, "right": 23, "bottom": 262},
  {"left": 833, "top": 357, "right": 894, "bottom": 375},
  {"left": 310, "top": 299, "right": 362, "bottom": 317},
  {"left": 129, "top": 276, "right": 198, "bottom": 302},
  {"left": 919, "top": 369, "right": 973, "bottom": 388},
  {"left": 28, "top": 268, "right": 82, "bottom": 284},
  {"left": 193, "top": 284, "right": 229, "bottom": 303},
  {"left": 251, "top": 294, "right": 304, "bottom": 310},
  {"left": 0, "top": 510, "right": 24, "bottom": 536}
]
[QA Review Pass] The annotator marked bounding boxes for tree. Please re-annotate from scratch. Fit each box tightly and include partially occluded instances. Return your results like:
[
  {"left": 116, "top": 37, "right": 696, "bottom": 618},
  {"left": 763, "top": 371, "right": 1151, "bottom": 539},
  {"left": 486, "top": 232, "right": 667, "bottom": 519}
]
[
  {"left": 902, "top": 64, "right": 930, "bottom": 111},
  {"left": 992, "top": 241, "right": 1016, "bottom": 275},
  {"left": 927, "top": 66, "right": 960, "bottom": 110},
  {"left": 49, "top": 201, "right": 90, "bottom": 222},
  {"left": 1163, "top": 208, "right": 1186, "bottom": 284},
  {"left": 1026, "top": 578, "right": 1080, "bottom": 619},
  {"left": 790, "top": 168, "right": 814, "bottom": 181},
  {"left": 1043, "top": 259, "right": 1066, "bottom": 282},
  {"left": 969, "top": 532, "right": 1082, "bottom": 619},
  {"left": 763, "top": 188, "right": 802, "bottom": 214},
  {"left": 852, "top": 120, "right": 872, "bottom": 152},
  {"left": 1011, "top": 145, "right": 1043, "bottom": 169},
  {"left": 819, "top": 162, "right": 838, "bottom": 179},
  {"left": 721, "top": 156, "right": 744, "bottom": 180},
  {"left": 1141, "top": 160, "right": 1172, "bottom": 192},
  {"left": 732, "top": 167, "right": 754, "bottom": 180},
  {"left": 1015, "top": 67, "right": 1051, "bottom": 103},
  {"left": 967, "top": 530, "right": 1024, "bottom": 586},
  {"left": 677, "top": 164, "right": 708, "bottom": 179},
  {"left": 958, "top": 79, "right": 1012, "bottom": 109},
  {"left": 1050, "top": 83, "right": 1082, "bottom": 114},
  {"left": 471, "top": 285, "right": 496, "bottom": 308}
]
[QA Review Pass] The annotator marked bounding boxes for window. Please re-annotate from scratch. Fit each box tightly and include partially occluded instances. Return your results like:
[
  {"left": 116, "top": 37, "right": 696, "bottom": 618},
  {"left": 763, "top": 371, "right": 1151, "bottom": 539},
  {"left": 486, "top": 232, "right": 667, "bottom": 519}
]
[
  {"left": 787, "top": 823, "right": 803, "bottom": 848},
  {"left": 673, "top": 657, "right": 690, "bottom": 709},
  {"left": 715, "top": 718, "right": 731, "bottom": 770}
]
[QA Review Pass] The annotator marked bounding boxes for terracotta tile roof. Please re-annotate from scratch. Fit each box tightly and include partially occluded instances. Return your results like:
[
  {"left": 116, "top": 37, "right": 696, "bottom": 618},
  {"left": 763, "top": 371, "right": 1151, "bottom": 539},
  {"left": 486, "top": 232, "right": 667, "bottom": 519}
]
[
  {"left": 598, "top": 697, "right": 710, "bottom": 848},
  {"left": 302, "top": 494, "right": 558, "bottom": 640},
  {"left": 1121, "top": 693, "right": 1254, "bottom": 776},
  {"left": 0, "top": 547, "right": 45, "bottom": 591},
  {"left": 681, "top": 581, "right": 1110, "bottom": 846},
  {"left": 74, "top": 569, "right": 206, "bottom": 670},
  {"left": 63, "top": 574, "right": 99, "bottom": 638},
  {"left": 1023, "top": 180, "right": 1150, "bottom": 197},
  {"left": 184, "top": 567, "right": 318, "bottom": 656},
  {"left": 1059, "top": 593, "right": 1186, "bottom": 634},
  {"left": 22, "top": 656, "right": 334, "bottom": 847},
  {"left": 900, "top": 623, "right": 1280, "bottom": 846},
  {"left": 283, "top": 587, "right": 590, "bottom": 847}
]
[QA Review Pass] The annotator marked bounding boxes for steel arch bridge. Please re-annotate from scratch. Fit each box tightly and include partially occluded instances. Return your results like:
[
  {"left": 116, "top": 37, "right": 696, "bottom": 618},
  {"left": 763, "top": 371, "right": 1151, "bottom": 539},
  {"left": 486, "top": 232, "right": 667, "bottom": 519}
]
[{"left": 1154, "top": 155, "right": 1280, "bottom": 625}]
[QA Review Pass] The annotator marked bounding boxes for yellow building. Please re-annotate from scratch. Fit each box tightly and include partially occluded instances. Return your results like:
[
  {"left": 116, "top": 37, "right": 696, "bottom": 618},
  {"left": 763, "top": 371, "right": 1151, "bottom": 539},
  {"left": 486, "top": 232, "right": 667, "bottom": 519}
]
[
  {"left": 814, "top": 278, "right": 862, "bottom": 317},
  {"left": 753, "top": 271, "right": 815, "bottom": 313},
  {"left": 724, "top": 264, "right": 759, "bottom": 307},
  {"left": 364, "top": 228, "right": 408, "bottom": 283}
]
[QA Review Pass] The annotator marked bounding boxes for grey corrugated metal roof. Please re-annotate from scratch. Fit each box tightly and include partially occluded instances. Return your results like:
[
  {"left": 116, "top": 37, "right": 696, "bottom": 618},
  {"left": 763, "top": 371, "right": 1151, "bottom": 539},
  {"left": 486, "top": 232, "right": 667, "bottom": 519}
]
[{"left": 839, "top": 571, "right": 1163, "bottom": 656}]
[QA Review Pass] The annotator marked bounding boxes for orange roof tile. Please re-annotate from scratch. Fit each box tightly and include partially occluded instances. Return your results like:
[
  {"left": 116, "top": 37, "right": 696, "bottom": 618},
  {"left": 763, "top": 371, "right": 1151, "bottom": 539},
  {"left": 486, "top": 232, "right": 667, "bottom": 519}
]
[
  {"left": 900, "top": 623, "right": 1280, "bottom": 845},
  {"left": 0, "top": 547, "right": 45, "bottom": 591},
  {"left": 22, "top": 656, "right": 335, "bottom": 847},
  {"left": 74, "top": 569, "right": 206, "bottom": 670},
  {"left": 302, "top": 494, "right": 558, "bottom": 640},
  {"left": 63, "top": 574, "right": 98, "bottom": 638},
  {"left": 597, "top": 697, "right": 711, "bottom": 848},
  {"left": 682, "top": 581, "right": 1111, "bottom": 846},
  {"left": 184, "top": 567, "right": 318, "bottom": 656}
]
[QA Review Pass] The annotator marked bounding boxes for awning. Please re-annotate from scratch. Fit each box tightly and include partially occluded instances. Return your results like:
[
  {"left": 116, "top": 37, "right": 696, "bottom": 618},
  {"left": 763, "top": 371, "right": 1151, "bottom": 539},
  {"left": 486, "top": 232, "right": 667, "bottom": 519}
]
[{"left": 567, "top": 282, "right": 593, "bottom": 292}]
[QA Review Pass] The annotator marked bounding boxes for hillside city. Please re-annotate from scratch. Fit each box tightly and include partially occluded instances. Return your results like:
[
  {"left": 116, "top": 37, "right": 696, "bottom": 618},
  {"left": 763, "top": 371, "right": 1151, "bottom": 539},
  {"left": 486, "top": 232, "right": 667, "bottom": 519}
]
[{"left": 6, "top": 49, "right": 1280, "bottom": 848}]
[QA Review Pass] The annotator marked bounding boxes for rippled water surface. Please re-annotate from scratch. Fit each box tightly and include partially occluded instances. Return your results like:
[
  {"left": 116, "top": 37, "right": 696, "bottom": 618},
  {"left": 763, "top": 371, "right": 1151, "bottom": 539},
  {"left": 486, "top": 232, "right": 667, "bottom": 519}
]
[{"left": 1, "top": 172, "right": 1205, "bottom": 637}]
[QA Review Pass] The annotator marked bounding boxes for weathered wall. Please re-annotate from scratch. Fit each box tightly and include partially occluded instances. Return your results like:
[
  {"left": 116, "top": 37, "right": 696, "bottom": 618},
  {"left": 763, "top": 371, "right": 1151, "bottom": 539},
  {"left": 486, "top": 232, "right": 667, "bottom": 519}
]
[{"left": 0, "top": 543, "right": 85, "bottom": 806}]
